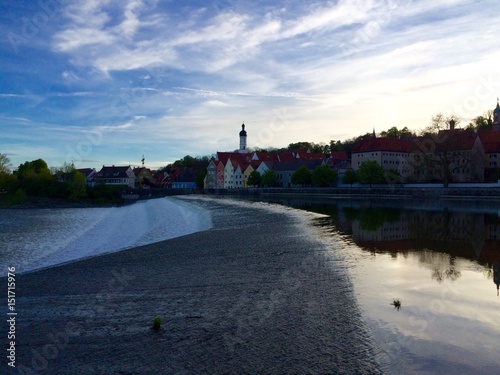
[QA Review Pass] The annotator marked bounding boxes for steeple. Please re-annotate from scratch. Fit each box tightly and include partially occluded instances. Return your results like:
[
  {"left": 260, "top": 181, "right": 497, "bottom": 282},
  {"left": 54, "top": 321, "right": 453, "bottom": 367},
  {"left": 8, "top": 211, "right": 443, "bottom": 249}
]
[
  {"left": 239, "top": 123, "right": 247, "bottom": 153},
  {"left": 493, "top": 97, "right": 500, "bottom": 132}
]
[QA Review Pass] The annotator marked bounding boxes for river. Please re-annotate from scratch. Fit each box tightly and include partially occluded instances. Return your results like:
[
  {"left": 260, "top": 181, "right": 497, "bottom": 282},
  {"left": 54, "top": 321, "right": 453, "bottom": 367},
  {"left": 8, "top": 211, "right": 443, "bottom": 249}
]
[{"left": 0, "top": 197, "right": 212, "bottom": 276}]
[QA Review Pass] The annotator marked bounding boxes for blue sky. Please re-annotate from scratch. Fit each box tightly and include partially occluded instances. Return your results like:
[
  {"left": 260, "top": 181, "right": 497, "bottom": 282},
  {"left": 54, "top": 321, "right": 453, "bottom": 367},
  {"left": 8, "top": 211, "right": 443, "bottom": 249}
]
[{"left": 1, "top": 0, "right": 499, "bottom": 170}]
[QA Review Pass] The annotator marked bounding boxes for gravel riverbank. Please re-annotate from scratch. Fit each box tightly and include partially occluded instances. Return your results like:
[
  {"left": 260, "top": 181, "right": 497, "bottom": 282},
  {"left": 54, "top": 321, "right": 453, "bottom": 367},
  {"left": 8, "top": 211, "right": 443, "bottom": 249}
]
[{"left": 5, "top": 197, "right": 381, "bottom": 374}]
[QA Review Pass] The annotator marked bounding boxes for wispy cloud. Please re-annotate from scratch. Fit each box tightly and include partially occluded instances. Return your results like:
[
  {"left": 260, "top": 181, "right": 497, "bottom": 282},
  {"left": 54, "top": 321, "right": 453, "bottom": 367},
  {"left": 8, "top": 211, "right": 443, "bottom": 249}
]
[{"left": 1, "top": 0, "right": 499, "bottom": 169}]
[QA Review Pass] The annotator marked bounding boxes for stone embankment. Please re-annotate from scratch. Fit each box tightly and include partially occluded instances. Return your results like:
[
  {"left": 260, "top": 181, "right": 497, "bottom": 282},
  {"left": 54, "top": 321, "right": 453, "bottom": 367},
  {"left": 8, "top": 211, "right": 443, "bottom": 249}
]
[{"left": 203, "top": 186, "right": 500, "bottom": 200}]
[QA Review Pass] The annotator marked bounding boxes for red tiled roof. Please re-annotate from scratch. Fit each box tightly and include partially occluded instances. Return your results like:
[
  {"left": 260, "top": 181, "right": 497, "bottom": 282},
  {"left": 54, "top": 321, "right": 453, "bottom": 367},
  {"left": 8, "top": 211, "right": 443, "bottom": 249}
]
[
  {"left": 478, "top": 129, "right": 500, "bottom": 153},
  {"left": 435, "top": 130, "right": 479, "bottom": 152},
  {"left": 217, "top": 152, "right": 252, "bottom": 165},
  {"left": 296, "top": 152, "right": 327, "bottom": 160},
  {"left": 330, "top": 151, "right": 348, "bottom": 160},
  {"left": 254, "top": 152, "right": 279, "bottom": 162},
  {"left": 277, "top": 152, "right": 297, "bottom": 162},
  {"left": 352, "top": 138, "right": 415, "bottom": 153}
]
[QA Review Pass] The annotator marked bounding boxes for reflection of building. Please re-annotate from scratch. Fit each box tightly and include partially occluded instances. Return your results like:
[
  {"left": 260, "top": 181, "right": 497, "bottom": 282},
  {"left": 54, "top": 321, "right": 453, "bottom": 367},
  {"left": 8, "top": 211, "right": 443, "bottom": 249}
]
[
  {"left": 344, "top": 208, "right": 500, "bottom": 263},
  {"left": 494, "top": 260, "right": 500, "bottom": 296}
]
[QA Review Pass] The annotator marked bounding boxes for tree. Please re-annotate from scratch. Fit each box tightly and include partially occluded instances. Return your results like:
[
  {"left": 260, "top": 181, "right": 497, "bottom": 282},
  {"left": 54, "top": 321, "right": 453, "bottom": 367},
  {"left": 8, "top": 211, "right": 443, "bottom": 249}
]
[
  {"left": 342, "top": 169, "right": 358, "bottom": 186},
  {"left": 421, "top": 113, "right": 461, "bottom": 135},
  {"left": 312, "top": 165, "right": 337, "bottom": 187},
  {"left": 196, "top": 171, "right": 206, "bottom": 188},
  {"left": 467, "top": 115, "right": 490, "bottom": 130},
  {"left": 68, "top": 171, "right": 87, "bottom": 200},
  {"left": 0, "top": 153, "right": 11, "bottom": 173},
  {"left": 380, "top": 126, "right": 400, "bottom": 139},
  {"left": 0, "top": 171, "right": 19, "bottom": 192},
  {"left": 357, "top": 160, "right": 386, "bottom": 186},
  {"left": 329, "top": 140, "right": 344, "bottom": 152},
  {"left": 15, "top": 159, "right": 52, "bottom": 196},
  {"left": 247, "top": 170, "right": 261, "bottom": 187},
  {"left": 380, "top": 126, "right": 416, "bottom": 139},
  {"left": 261, "top": 169, "right": 277, "bottom": 187},
  {"left": 291, "top": 166, "right": 312, "bottom": 186},
  {"left": 385, "top": 168, "right": 402, "bottom": 185}
]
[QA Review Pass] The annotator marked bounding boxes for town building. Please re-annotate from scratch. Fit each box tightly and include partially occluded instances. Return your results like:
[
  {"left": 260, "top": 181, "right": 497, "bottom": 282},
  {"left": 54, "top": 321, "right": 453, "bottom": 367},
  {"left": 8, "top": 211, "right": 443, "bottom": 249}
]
[
  {"left": 274, "top": 160, "right": 324, "bottom": 187},
  {"left": 95, "top": 165, "right": 135, "bottom": 188},
  {"left": 478, "top": 99, "right": 500, "bottom": 181},
  {"left": 351, "top": 137, "right": 415, "bottom": 179},
  {"left": 133, "top": 167, "right": 155, "bottom": 188}
]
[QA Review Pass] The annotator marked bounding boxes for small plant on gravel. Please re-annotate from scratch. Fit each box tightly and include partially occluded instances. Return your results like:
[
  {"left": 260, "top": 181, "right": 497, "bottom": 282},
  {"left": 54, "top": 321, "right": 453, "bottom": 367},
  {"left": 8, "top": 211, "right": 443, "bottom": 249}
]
[
  {"left": 152, "top": 316, "right": 163, "bottom": 331},
  {"left": 391, "top": 299, "right": 402, "bottom": 310}
]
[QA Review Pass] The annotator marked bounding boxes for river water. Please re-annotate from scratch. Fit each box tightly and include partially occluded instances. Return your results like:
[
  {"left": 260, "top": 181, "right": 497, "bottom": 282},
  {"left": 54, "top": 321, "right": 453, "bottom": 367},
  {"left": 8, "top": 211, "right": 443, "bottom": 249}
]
[
  {"left": 252, "top": 196, "right": 500, "bottom": 374},
  {"left": 2, "top": 195, "right": 499, "bottom": 373},
  {"left": 0, "top": 197, "right": 212, "bottom": 276}
]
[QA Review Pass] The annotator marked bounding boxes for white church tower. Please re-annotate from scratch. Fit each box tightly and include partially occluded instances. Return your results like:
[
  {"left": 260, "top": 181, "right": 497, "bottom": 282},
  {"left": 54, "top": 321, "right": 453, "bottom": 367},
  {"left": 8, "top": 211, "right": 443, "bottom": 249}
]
[{"left": 239, "top": 123, "right": 247, "bottom": 153}]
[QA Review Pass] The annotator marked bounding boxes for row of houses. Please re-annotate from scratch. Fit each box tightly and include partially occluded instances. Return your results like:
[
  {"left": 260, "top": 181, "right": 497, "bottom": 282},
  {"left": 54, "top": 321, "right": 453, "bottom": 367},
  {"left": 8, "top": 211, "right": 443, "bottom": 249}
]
[
  {"left": 206, "top": 101, "right": 500, "bottom": 188},
  {"left": 351, "top": 100, "right": 500, "bottom": 183},
  {"left": 351, "top": 127, "right": 500, "bottom": 184},
  {"left": 76, "top": 165, "right": 198, "bottom": 189},
  {"left": 205, "top": 149, "right": 349, "bottom": 189}
]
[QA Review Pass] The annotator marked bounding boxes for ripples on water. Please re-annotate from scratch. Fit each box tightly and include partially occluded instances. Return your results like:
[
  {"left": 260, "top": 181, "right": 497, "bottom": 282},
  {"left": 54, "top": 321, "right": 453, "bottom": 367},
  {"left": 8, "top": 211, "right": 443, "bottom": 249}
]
[
  {"left": 0, "top": 197, "right": 212, "bottom": 276},
  {"left": 253, "top": 197, "right": 500, "bottom": 375}
]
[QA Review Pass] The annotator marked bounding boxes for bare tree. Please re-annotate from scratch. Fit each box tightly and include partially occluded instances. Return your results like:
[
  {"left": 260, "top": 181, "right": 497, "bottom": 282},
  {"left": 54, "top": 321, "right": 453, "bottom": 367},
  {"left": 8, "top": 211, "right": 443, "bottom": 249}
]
[{"left": 0, "top": 153, "right": 11, "bottom": 173}]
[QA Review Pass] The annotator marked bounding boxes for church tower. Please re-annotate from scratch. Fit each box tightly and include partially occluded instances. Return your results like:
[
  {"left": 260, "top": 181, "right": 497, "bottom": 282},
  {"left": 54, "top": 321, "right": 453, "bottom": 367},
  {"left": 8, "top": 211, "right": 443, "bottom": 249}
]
[
  {"left": 239, "top": 123, "right": 247, "bottom": 153},
  {"left": 493, "top": 98, "right": 500, "bottom": 132}
]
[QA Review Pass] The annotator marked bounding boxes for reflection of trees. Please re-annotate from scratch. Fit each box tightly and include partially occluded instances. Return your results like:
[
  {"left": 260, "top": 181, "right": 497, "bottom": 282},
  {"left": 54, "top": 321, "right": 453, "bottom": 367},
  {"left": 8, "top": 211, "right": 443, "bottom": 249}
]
[
  {"left": 342, "top": 207, "right": 401, "bottom": 231},
  {"left": 432, "top": 268, "right": 462, "bottom": 283},
  {"left": 409, "top": 211, "right": 485, "bottom": 257}
]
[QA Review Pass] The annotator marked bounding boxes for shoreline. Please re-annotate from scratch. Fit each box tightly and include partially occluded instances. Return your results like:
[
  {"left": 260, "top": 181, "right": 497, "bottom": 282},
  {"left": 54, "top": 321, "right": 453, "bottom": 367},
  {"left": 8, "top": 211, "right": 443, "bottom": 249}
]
[
  {"left": 5, "top": 197, "right": 381, "bottom": 374},
  {"left": 3, "top": 184, "right": 500, "bottom": 210}
]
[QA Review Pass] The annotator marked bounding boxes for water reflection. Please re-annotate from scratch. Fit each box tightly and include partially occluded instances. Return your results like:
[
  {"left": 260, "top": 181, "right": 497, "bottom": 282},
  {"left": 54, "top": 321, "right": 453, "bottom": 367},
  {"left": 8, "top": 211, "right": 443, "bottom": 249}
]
[
  {"left": 252, "top": 196, "right": 500, "bottom": 295},
  {"left": 248, "top": 196, "right": 500, "bottom": 373}
]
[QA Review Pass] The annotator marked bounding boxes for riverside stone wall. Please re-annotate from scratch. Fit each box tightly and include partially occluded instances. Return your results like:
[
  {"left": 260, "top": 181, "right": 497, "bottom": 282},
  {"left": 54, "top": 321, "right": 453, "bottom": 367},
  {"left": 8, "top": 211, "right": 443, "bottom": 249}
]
[{"left": 203, "top": 186, "right": 500, "bottom": 199}]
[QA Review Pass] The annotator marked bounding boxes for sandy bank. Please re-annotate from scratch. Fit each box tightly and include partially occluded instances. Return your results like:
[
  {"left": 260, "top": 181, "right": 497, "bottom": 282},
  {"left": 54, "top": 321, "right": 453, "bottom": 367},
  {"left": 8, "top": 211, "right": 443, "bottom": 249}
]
[{"left": 7, "top": 197, "right": 381, "bottom": 374}]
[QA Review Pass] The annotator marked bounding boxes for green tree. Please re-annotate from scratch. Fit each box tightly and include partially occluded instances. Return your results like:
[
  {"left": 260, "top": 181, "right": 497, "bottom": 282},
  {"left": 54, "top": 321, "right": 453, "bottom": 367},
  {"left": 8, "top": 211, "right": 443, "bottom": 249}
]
[
  {"left": 380, "top": 126, "right": 415, "bottom": 139},
  {"left": 399, "top": 126, "right": 415, "bottom": 139},
  {"left": 68, "top": 171, "right": 87, "bottom": 200},
  {"left": 291, "top": 166, "right": 312, "bottom": 186},
  {"left": 467, "top": 115, "right": 490, "bottom": 130},
  {"left": 261, "top": 169, "right": 277, "bottom": 187},
  {"left": 380, "top": 126, "right": 400, "bottom": 139},
  {"left": 342, "top": 169, "right": 358, "bottom": 186},
  {"left": 15, "top": 159, "right": 52, "bottom": 196},
  {"left": 196, "top": 171, "right": 206, "bottom": 188},
  {"left": 312, "top": 165, "right": 337, "bottom": 187},
  {"left": 247, "top": 170, "right": 261, "bottom": 186},
  {"left": 329, "top": 140, "right": 344, "bottom": 152},
  {"left": 0, "top": 172, "right": 19, "bottom": 192},
  {"left": 385, "top": 168, "right": 402, "bottom": 185},
  {"left": 357, "top": 160, "right": 386, "bottom": 186}
]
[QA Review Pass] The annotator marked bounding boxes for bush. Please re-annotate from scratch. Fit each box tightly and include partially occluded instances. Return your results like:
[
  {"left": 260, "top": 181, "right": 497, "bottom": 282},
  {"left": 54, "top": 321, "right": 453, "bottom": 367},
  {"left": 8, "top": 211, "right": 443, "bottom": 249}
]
[{"left": 152, "top": 316, "right": 163, "bottom": 331}]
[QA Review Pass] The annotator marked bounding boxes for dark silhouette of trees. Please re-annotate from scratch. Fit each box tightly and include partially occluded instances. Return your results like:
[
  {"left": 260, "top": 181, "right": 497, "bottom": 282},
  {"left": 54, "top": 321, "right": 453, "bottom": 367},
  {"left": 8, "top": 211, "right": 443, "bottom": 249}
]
[
  {"left": 247, "top": 171, "right": 261, "bottom": 187},
  {"left": 291, "top": 166, "right": 312, "bottom": 186},
  {"left": 312, "top": 165, "right": 337, "bottom": 187}
]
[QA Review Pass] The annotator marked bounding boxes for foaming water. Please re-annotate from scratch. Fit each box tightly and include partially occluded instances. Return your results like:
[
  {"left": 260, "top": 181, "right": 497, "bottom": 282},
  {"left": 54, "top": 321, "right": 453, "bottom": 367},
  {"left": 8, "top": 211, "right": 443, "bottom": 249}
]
[{"left": 0, "top": 197, "right": 212, "bottom": 275}]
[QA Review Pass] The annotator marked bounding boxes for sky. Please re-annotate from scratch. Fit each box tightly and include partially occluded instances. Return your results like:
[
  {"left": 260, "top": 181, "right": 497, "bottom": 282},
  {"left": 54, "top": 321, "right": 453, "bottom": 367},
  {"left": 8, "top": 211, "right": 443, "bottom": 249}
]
[{"left": 1, "top": 0, "right": 499, "bottom": 171}]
